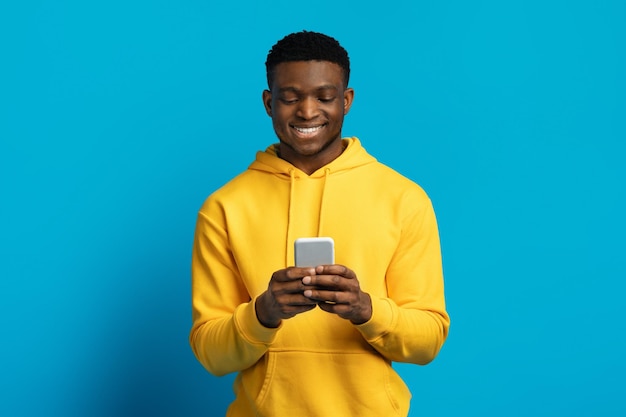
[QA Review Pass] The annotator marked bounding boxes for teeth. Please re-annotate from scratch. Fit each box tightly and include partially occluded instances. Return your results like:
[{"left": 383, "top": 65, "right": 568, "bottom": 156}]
[{"left": 295, "top": 126, "right": 322, "bottom": 134}]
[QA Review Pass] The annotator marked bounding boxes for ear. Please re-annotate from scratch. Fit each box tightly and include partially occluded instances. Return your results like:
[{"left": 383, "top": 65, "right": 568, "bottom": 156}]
[
  {"left": 343, "top": 88, "right": 355, "bottom": 115},
  {"left": 262, "top": 90, "right": 273, "bottom": 117}
]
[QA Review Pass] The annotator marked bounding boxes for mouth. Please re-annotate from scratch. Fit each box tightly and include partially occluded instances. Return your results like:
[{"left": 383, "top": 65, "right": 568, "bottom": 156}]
[{"left": 292, "top": 124, "right": 326, "bottom": 137}]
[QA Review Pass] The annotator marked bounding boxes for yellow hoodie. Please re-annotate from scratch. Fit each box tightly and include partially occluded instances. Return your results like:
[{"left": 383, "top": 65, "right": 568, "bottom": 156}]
[{"left": 190, "top": 137, "right": 449, "bottom": 417}]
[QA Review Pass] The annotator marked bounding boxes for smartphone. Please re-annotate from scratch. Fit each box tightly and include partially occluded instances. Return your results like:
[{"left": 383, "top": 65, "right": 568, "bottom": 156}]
[{"left": 294, "top": 237, "right": 335, "bottom": 267}]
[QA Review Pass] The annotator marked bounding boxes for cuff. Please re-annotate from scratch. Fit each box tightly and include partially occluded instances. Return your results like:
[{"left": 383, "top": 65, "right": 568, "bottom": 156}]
[
  {"left": 233, "top": 298, "right": 281, "bottom": 346},
  {"left": 354, "top": 297, "right": 396, "bottom": 341}
]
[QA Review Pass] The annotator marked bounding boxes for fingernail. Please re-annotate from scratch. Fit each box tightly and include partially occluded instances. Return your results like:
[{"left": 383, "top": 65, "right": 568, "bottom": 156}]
[
  {"left": 303, "top": 290, "right": 312, "bottom": 297},
  {"left": 302, "top": 276, "right": 311, "bottom": 284}
]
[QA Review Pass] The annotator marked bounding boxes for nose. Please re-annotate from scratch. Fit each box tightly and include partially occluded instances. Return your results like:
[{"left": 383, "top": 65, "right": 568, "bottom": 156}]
[{"left": 295, "top": 97, "right": 319, "bottom": 120}]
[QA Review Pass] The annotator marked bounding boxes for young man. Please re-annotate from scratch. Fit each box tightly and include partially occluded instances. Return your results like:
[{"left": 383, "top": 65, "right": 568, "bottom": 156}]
[{"left": 190, "top": 31, "right": 450, "bottom": 417}]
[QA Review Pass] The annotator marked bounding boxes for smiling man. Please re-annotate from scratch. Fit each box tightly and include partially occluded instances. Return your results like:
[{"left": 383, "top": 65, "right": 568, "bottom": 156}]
[{"left": 190, "top": 31, "right": 450, "bottom": 417}]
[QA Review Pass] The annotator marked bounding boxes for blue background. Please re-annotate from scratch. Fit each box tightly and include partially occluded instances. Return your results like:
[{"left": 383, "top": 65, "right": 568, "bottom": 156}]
[{"left": 1, "top": 1, "right": 625, "bottom": 416}]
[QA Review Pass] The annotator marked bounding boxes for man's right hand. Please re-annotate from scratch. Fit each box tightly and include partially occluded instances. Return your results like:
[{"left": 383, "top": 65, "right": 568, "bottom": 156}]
[{"left": 255, "top": 267, "right": 318, "bottom": 328}]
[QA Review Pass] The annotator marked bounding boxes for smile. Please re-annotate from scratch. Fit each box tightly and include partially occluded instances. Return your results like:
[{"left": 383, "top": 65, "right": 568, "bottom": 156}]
[{"left": 293, "top": 125, "right": 325, "bottom": 135}]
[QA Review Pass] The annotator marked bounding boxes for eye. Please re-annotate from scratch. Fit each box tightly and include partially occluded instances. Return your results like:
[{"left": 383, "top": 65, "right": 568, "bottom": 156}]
[
  {"left": 279, "top": 98, "right": 298, "bottom": 105},
  {"left": 318, "top": 97, "right": 336, "bottom": 103}
]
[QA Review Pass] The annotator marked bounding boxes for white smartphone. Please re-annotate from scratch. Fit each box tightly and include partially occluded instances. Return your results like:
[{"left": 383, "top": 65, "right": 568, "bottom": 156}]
[{"left": 294, "top": 237, "right": 335, "bottom": 267}]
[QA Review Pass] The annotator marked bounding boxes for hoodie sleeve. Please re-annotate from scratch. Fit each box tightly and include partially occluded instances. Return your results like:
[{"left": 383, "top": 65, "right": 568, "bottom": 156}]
[
  {"left": 189, "top": 206, "right": 280, "bottom": 376},
  {"left": 355, "top": 196, "right": 450, "bottom": 365}
]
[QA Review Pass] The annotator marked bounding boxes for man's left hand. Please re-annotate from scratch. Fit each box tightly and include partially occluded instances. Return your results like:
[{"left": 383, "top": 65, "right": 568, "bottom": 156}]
[{"left": 302, "top": 264, "right": 372, "bottom": 325}]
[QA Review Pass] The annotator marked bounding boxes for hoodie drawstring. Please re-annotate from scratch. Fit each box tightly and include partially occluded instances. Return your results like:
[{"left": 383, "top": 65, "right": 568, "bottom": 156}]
[
  {"left": 317, "top": 168, "right": 330, "bottom": 236},
  {"left": 285, "top": 167, "right": 330, "bottom": 266},
  {"left": 286, "top": 168, "right": 296, "bottom": 266}
]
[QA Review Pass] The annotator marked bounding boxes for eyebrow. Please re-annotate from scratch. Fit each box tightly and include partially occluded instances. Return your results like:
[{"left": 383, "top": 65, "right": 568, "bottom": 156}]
[{"left": 278, "top": 85, "right": 339, "bottom": 94}]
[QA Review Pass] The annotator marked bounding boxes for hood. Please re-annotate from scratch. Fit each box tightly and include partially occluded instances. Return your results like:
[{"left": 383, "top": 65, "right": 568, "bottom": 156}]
[{"left": 247, "top": 137, "right": 377, "bottom": 265}]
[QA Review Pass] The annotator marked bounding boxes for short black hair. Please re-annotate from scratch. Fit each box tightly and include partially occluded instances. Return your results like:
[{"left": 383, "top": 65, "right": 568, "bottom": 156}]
[{"left": 265, "top": 30, "right": 350, "bottom": 89}]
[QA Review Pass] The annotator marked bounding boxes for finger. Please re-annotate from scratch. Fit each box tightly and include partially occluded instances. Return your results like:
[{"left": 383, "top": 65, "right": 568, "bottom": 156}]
[
  {"left": 305, "top": 273, "right": 361, "bottom": 293},
  {"left": 278, "top": 303, "right": 318, "bottom": 320},
  {"left": 317, "top": 300, "right": 349, "bottom": 314},
  {"left": 314, "top": 264, "right": 356, "bottom": 279},
  {"left": 316, "top": 296, "right": 369, "bottom": 323},
  {"left": 273, "top": 279, "right": 316, "bottom": 296},
  {"left": 305, "top": 274, "right": 343, "bottom": 290},
  {"left": 303, "top": 288, "right": 347, "bottom": 304},
  {"left": 273, "top": 267, "right": 316, "bottom": 282},
  {"left": 288, "top": 267, "right": 317, "bottom": 279},
  {"left": 279, "top": 294, "right": 319, "bottom": 307}
]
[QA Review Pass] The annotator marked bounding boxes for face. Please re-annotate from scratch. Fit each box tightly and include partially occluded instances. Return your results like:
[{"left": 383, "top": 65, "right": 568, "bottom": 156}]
[{"left": 263, "top": 60, "right": 354, "bottom": 174}]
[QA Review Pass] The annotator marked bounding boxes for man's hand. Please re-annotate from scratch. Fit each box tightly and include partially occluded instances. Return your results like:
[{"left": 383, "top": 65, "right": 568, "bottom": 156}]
[
  {"left": 302, "top": 265, "right": 372, "bottom": 325},
  {"left": 256, "top": 267, "right": 318, "bottom": 328}
]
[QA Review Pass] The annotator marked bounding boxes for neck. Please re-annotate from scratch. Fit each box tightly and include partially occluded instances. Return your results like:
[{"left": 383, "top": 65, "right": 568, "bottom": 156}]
[{"left": 277, "top": 139, "right": 345, "bottom": 175}]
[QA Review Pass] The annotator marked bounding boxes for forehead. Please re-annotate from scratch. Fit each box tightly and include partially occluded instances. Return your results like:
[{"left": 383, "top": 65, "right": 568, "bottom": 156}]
[{"left": 270, "top": 60, "right": 345, "bottom": 90}]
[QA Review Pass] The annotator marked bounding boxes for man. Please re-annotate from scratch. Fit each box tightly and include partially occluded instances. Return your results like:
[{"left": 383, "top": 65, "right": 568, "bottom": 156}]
[{"left": 190, "top": 30, "right": 450, "bottom": 417}]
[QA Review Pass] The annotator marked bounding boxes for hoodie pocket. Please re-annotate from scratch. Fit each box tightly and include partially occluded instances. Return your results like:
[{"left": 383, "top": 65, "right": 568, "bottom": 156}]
[{"left": 239, "top": 349, "right": 411, "bottom": 417}]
